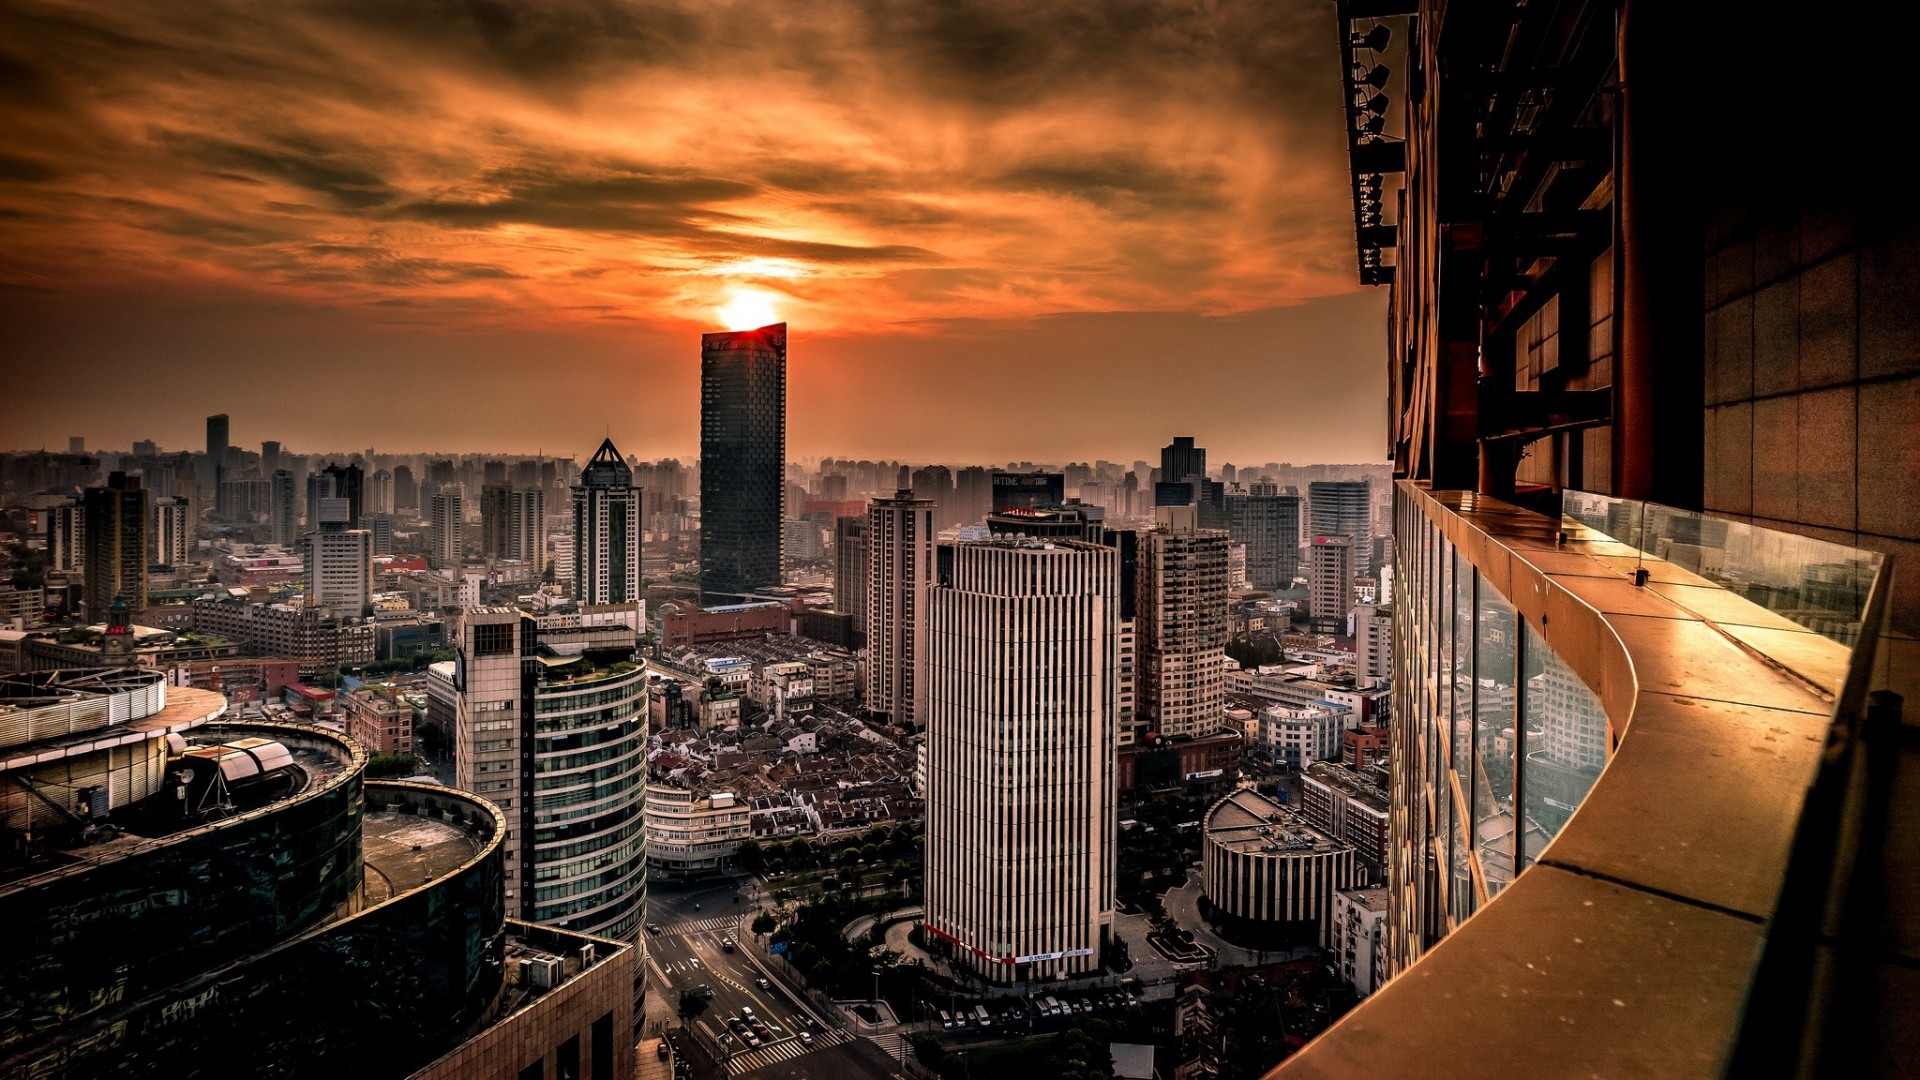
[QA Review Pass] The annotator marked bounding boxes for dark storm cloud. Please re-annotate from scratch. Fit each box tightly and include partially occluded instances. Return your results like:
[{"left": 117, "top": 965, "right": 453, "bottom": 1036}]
[
  {"left": 315, "top": 0, "right": 706, "bottom": 87},
  {"left": 156, "top": 130, "right": 396, "bottom": 209},
  {"left": 995, "top": 158, "right": 1226, "bottom": 214}
]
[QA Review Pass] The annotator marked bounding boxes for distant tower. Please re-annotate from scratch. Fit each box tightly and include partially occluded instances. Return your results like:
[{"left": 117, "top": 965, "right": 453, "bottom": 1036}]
[
  {"left": 573, "top": 438, "right": 641, "bottom": 604},
  {"left": 1227, "top": 483, "right": 1302, "bottom": 590},
  {"left": 1309, "top": 534, "right": 1355, "bottom": 635},
  {"left": 699, "top": 323, "right": 786, "bottom": 603},
  {"left": 1137, "top": 505, "right": 1229, "bottom": 739},
  {"left": 865, "top": 490, "right": 935, "bottom": 724},
  {"left": 833, "top": 515, "right": 867, "bottom": 636},
  {"left": 923, "top": 537, "right": 1119, "bottom": 985},
  {"left": 1308, "top": 481, "right": 1371, "bottom": 556},
  {"left": 150, "top": 496, "right": 192, "bottom": 568},
  {"left": 269, "top": 470, "right": 298, "bottom": 546},
  {"left": 429, "top": 490, "right": 463, "bottom": 570},
  {"left": 83, "top": 472, "right": 148, "bottom": 616},
  {"left": 206, "top": 414, "right": 229, "bottom": 514}
]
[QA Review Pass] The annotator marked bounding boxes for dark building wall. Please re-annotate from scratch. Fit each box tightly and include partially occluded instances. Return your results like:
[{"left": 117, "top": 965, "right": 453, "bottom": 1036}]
[
  {"left": 700, "top": 325, "right": 786, "bottom": 602},
  {"left": 9, "top": 783, "right": 507, "bottom": 1080},
  {"left": 0, "top": 729, "right": 367, "bottom": 1063}
]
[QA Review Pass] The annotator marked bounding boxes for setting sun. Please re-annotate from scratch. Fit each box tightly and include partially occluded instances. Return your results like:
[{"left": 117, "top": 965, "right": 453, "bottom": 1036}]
[{"left": 715, "top": 289, "right": 782, "bottom": 331}]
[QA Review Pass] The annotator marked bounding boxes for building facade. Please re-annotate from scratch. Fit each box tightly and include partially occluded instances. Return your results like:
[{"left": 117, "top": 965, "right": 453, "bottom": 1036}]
[
  {"left": 699, "top": 323, "right": 786, "bottom": 603},
  {"left": 269, "top": 468, "right": 298, "bottom": 546},
  {"left": 1201, "top": 788, "right": 1358, "bottom": 938},
  {"left": 429, "top": 489, "right": 463, "bottom": 570},
  {"left": 922, "top": 538, "right": 1118, "bottom": 984},
  {"left": 832, "top": 514, "right": 867, "bottom": 642},
  {"left": 644, "top": 786, "right": 753, "bottom": 877},
  {"left": 1307, "top": 534, "right": 1354, "bottom": 635},
  {"left": 151, "top": 495, "right": 191, "bottom": 568},
  {"left": 485, "top": 484, "right": 548, "bottom": 565},
  {"left": 454, "top": 606, "right": 650, "bottom": 943},
  {"left": 1227, "top": 483, "right": 1302, "bottom": 591},
  {"left": 865, "top": 489, "right": 935, "bottom": 724},
  {"left": 82, "top": 471, "right": 148, "bottom": 615},
  {"left": 1307, "top": 481, "right": 1370, "bottom": 564},
  {"left": 573, "top": 439, "right": 641, "bottom": 604},
  {"left": 1137, "top": 506, "right": 1229, "bottom": 739},
  {"left": 307, "top": 526, "right": 373, "bottom": 616}
]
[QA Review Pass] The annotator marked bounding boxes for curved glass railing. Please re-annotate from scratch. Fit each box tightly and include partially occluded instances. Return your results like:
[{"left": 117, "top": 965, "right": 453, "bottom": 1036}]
[{"left": 1269, "top": 482, "right": 1896, "bottom": 1079}]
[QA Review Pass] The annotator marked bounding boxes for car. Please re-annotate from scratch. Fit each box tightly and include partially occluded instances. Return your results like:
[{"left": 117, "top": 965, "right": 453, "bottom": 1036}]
[
  {"left": 698, "top": 984, "right": 714, "bottom": 999},
  {"left": 722, "top": 936, "right": 736, "bottom": 952},
  {"left": 740, "top": 1006, "right": 754, "bottom": 1016},
  {"left": 656, "top": 1041, "right": 670, "bottom": 1060},
  {"left": 800, "top": 1032, "right": 814, "bottom": 1047},
  {"left": 646, "top": 923, "right": 663, "bottom": 935},
  {"left": 756, "top": 977, "right": 771, "bottom": 989}
]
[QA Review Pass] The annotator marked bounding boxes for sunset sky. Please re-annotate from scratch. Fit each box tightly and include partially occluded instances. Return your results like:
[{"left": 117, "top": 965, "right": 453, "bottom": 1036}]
[{"left": 0, "top": 0, "right": 1388, "bottom": 465}]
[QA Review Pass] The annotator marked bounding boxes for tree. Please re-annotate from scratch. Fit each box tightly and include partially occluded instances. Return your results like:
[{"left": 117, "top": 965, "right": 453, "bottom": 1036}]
[
  {"left": 678, "top": 990, "right": 709, "bottom": 1019},
  {"left": 737, "top": 839, "right": 765, "bottom": 872},
  {"left": 752, "top": 911, "right": 778, "bottom": 935}
]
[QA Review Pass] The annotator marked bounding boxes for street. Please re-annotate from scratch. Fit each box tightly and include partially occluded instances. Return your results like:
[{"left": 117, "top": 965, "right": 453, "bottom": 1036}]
[{"left": 648, "top": 880, "right": 885, "bottom": 1078}]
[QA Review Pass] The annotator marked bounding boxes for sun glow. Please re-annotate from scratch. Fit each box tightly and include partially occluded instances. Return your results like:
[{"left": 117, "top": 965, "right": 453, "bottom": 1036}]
[{"left": 715, "top": 288, "right": 782, "bottom": 331}]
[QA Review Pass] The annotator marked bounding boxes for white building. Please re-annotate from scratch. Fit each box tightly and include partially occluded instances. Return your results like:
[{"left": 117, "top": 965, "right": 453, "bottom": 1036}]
[
  {"left": 151, "top": 496, "right": 192, "bottom": 568},
  {"left": 1327, "top": 886, "right": 1389, "bottom": 996},
  {"left": 923, "top": 537, "right": 1118, "bottom": 984},
  {"left": 306, "top": 527, "right": 372, "bottom": 616},
  {"left": 1354, "top": 603, "right": 1392, "bottom": 688},
  {"left": 645, "top": 787, "right": 753, "bottom": 877},
  {"left": 1309, "top": 534, "right": 1355, "bottom": 636},
  {"left": 1259, "top": 701, "right": 1350, "bottom": 770},
  {"left": 865, "top": 489, "right": 935, "bottom": 724}
]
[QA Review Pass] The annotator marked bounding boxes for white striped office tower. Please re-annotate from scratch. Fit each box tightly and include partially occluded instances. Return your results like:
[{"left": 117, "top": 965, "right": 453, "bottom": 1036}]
[{"left": 922, "top": 537, "right": 1119, "bottom": 985}]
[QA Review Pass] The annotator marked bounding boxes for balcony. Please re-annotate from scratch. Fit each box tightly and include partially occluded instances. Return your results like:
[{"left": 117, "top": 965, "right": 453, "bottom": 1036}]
[{"left": 1269, "top": 482, "right": 1902, "bottom": 1078}]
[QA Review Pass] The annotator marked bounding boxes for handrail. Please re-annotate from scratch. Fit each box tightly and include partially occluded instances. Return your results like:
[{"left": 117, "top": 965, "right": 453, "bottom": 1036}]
[{"left": 1267, "top": 483, "right": 1890, "bottom": 1079}]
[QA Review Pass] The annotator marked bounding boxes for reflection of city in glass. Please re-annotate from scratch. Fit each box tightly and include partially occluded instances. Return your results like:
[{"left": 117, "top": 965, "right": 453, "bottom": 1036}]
[
  {"left": 1564, "top": 491, "right": 1884, "bottom": 645},
  {"left": 1390, "top": 494, "right": 1610, "bottom": 966}
]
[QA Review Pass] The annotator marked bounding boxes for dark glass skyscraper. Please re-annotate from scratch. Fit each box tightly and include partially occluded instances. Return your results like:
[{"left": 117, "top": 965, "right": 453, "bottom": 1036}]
[{"left": 699, "top": 322, "right": 786, "bottom": 603}]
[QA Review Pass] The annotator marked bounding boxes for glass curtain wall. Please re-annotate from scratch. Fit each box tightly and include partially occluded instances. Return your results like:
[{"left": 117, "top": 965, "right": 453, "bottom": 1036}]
[{"left": 1389, "top": 488, "right": 1611, "bottom": 972}]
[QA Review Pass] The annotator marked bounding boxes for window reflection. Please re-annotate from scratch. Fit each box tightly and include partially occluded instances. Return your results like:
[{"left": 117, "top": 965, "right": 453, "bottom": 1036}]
[
  {"left": 1519, "top": 619, "right": 1608, "bottom": 867},
  {"left": 1473, "top": 587, "right": 1517, "bottom": 900}
]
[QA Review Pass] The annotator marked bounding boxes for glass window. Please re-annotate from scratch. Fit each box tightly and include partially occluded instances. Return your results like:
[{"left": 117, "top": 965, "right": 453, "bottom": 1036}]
[
  {"left": 1519, "top": 619, "right": 1608, "bottom": 868},
  {"left": 1474, "top": 582, "right": 1518, "bottom": 900}
]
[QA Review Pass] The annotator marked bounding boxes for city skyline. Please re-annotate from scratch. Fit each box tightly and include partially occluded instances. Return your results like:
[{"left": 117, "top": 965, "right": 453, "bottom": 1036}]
[{"left": 0, "top": 0, "right": 1390, "bottom": 464}]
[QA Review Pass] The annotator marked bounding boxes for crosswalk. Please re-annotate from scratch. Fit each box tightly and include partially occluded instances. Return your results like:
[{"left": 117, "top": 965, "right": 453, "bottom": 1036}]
[
  {"left": 724, "top": 1028, "right": 853, "bottom": 1075},
  {"left": 665, "top": 915, "right": 744, "bottom": 935},
  {"left": 866, "top": 1032, "right": 913, "bottom": 1061}
]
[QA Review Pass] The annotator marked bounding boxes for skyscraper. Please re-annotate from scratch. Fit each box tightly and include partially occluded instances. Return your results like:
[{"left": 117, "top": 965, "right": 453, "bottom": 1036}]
[
  {"left": 865, "top": 489, "right": 935, "bottom": 724},
  {"left": 269, "top": 469, "right": 298, "bottom": 546},
  {"left": 1227, "top": 482, "right": 1303, "bottom": 590},
  {"left": 833, "top": 515, "right": 867, "bottom": 632},
  {"left": 392, "top": 464, "right": 417, "bottom": 511},
  {"left": 205, "top": 413, "right": 229, "bottom": 515},
  {"left": 428, "top": 490, "right": 463, "bottom": 570},
  {"left": 150, "top": 496, "right": 191, "bottom": 568},
  {"left": 45, "top": 499, "right": 83, "bottom": 573},
  {"left": 308, "top": 461, "right": 364, "bottom": 529},
  {"left": 923, "top": 537, "right": 1118, "bottom": 985},
  {"left": 307, "top": 526, "right": 373, "bottom": 616},
  {"left": 699, "top": 322, "right": 786, "bottom": 603},
  {"left": 483, "top": 485, "right": 547, "bottom": 564},
  {"left": 1308, "top": 481, "right": 1370, "bottom": 560},
  {"left": 990, "top": 470, "right": 1064, "bottom": 513},
  {"left": 455, "top": 606, "right": 650, "bottom": 942},
  {"left": 1137, "top": 505, "right": 1229, "bottom": 740},
  {"left": 82, "top": 471, "right": 148, "bottom": 615},
  {"left": 205, "top": 413, "right": 228, "bottom": 463},
  {"left": 367, "top": 468, "right": 393, "bottom": 515},
  {"left": 1308, "top": 534, "right": 1353, "bottom": 636},
  {"left": 573, "top": 438, "right": 641, "bottom": 604},
  {"left": 1160, "top": 435, "right": 1206, "bottom": 486}
]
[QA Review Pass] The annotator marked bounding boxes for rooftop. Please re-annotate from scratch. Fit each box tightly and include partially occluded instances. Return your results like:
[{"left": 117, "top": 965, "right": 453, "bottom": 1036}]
[
  {"left": 1301, "top": 762, "right": 1389, "bottom": 813},
  {"left": 1205, "top": 788, "right": 1344, "bottom": 857},
  {"left": 360, "top": 804, "right": 483, "bottom": 903}
]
